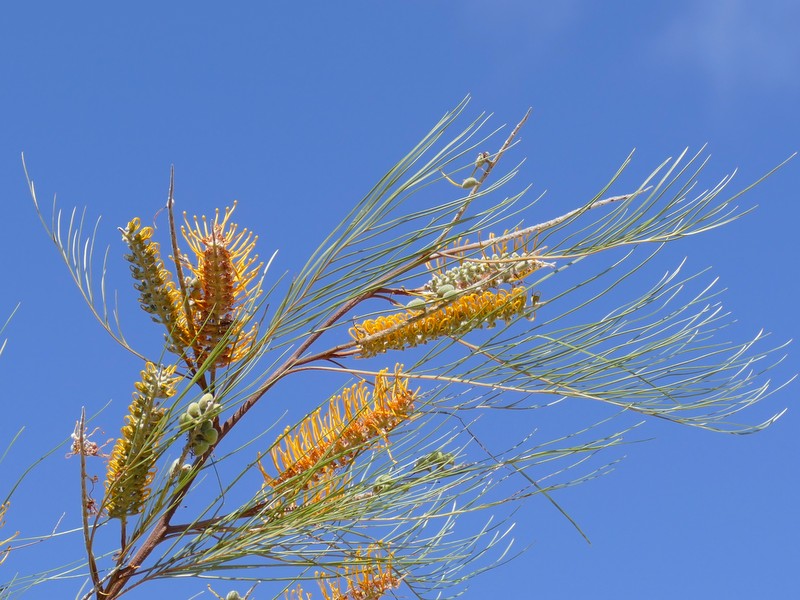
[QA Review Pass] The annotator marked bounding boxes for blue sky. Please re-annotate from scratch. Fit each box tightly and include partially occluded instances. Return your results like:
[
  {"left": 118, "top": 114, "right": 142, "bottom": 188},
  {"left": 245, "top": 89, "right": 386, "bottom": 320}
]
[{"left": 1, "top": 2, "right": 798, "bottom": 599}]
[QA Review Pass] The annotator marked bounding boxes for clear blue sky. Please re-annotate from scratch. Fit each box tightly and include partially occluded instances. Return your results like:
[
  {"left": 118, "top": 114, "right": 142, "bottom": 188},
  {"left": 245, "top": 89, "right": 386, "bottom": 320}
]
[{"left": 1, "top": 2, "right": 798, "bottom": 599}]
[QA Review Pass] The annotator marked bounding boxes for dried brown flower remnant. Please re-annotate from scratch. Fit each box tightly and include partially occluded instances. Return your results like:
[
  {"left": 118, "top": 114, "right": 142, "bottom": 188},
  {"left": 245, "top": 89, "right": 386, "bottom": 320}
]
[
  {"left": 67, "top": 421, "right": 110, "bottom": 458},
  {"left": 0, "top": 501, "right": 19, "bottom": 566},
  {"left": 104, "top": 363, "right": 179, "bottom": 519}
]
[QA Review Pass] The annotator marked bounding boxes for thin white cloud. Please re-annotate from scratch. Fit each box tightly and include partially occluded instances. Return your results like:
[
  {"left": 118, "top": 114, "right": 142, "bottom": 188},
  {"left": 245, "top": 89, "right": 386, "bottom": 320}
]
[
  {"left": 455, "top": 1, "right": 584, "bottom": 47},
  {"left": 653, "top": 1, "right": 800, "bottom": 92}
]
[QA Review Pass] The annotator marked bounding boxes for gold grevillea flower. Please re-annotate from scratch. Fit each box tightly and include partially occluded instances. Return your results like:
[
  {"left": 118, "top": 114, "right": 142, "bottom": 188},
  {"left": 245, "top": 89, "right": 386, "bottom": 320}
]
[
  {"left": 181, "top": 201, "right": 262, "bottom": 367},
  {"left": 262, "top": 365, "right": 416, "bottom": 492},
  {"left": 104, "top": 363, "right": 179, "bottom": 519},
  {"left": 284, "top": 550, "right": 399, "bottom": 600},
  {"left": 350, "top": 288, "right": 527, "bottom": 358},
  {"left": 318, "top": 550, "right": 399, "bottom": 600},
  {"left": 120, "top": 218, "right": 189, "bottom": 353}
]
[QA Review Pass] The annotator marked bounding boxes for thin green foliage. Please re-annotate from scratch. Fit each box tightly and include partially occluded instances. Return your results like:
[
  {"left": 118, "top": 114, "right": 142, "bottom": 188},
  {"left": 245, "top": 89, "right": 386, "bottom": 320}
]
[{"left": 11, "top": 99, "right": 792, "bottom": 600}]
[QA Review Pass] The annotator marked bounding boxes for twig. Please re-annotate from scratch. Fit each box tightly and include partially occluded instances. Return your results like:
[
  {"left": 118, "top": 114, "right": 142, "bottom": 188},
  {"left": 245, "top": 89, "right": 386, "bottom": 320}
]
[
  {"left": 78, "top": 408, "right": 102, "bottom": 593},
  {"left": 451, "top": 337, "right": 590, "bottom": 543},
  {"left": 292, "top": 190, "right": 639, "bottom": 367},
  {"left": 166, "top": 167, "right": 206, "bottom": 390},
  {"left": 433, "top": 108, "right": 532, "bottom": 247},
  {"left": 429, "top": 191, "right": 646, "bottom": 261}
]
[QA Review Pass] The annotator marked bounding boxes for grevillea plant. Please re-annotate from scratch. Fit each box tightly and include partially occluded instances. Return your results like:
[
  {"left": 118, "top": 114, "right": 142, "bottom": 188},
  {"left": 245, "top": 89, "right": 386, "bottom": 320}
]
[{"left": 12, "top": 98, "right": 792, "bottom": 599}]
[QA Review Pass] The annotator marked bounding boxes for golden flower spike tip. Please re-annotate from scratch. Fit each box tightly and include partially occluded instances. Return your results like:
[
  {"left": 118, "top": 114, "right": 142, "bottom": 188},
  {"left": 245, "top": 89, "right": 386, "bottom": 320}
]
[
  {"left": 181, "top": 201, "right": 263, "bottom": 367},
  {"left": 284, "top": 585, "right": 312, "bottom": 600},
  {"left": 104, "top": 362, "right": 179, "bottom": 519}
]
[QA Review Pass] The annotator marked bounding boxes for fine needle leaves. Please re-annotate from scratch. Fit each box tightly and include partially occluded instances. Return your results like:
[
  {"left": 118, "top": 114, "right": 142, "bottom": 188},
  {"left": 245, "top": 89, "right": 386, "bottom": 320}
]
[{"left": 18, "top": 98, "right": 792, "bottom": 600}]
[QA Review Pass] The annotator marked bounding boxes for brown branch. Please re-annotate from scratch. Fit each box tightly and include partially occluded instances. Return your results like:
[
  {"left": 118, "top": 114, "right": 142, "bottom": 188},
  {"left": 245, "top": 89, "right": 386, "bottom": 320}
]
[{"left": 164, "top": 502, "right": 266, "bottom": 537}]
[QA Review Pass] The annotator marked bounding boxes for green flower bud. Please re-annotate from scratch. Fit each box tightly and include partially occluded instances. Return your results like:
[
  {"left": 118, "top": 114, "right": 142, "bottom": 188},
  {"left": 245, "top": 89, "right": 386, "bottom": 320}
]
[
  {"left": 461, "top": 177, "right": 480, "bottom": 189},
  {"left": 406, "top": 298, "right": 426, "bottom": 311},
  {"left": 198, "top": 393, "right": 214, "bottom": 411},
  {"left": 187, "top": 402, "right": 201, "bottom": 419},
  {"left": 437, "top": 284, "right": 455, "bottom": 297},
  {"left": 203, "top": 428, "right": 219, "bottom": 444}
]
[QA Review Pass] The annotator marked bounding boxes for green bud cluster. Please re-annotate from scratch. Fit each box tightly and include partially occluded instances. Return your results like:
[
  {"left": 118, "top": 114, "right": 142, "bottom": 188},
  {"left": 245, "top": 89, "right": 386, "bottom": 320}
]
[
  {"left": 178, "top": 393, "right": 220, "bottom": 455},
  {"left": 414, "top": 450, "right": 455, "bottom": 473},
  {"left": 427, "top": 252, "right": 548, "bottom": 296},
  {"left": 372, "top": 473, "right": 396, "bottom": 493},
  {"left": 372, "top": 472, "right": 411, "bottom": 495},
  {"left": 405, "top": 283, "right": 461, "bottom": 311}
]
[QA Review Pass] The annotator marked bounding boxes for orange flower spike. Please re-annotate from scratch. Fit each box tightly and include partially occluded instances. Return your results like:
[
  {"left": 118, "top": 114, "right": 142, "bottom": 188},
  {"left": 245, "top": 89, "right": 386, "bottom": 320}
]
[
  {"left": 181, "top": 202, "right": 262, "bottom": 367},
  {"left": 183, "top": 203, "right": 260, "bottom": 293},
  {"left": 263, "top": 367, "right": 416, "bottom": 493}
]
